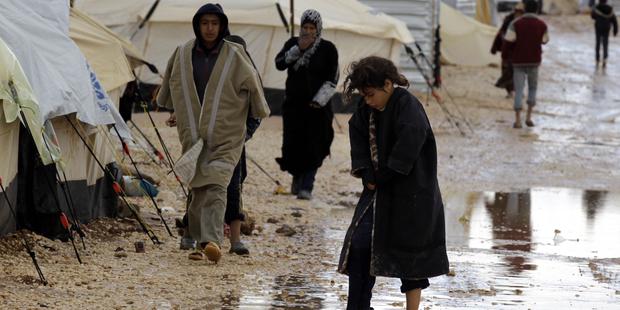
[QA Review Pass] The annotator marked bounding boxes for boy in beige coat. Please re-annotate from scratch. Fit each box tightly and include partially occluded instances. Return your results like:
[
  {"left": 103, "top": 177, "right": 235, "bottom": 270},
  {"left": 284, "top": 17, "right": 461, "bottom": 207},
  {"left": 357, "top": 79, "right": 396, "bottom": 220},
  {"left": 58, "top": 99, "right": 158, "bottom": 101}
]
[{"left": 157, "top": 3, "right": 270, "bottom": 262}]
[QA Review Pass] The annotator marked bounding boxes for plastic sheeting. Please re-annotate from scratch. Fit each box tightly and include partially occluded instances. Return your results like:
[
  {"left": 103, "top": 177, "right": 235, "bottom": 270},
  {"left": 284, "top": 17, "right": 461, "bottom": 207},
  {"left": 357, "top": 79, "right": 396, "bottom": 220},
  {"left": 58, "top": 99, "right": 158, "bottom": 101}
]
[
  {"left": 0, "top": 38, "right": 59, "bottom": 166},
  {"left": 440, "top": 2, "right": 500, "bottom": 66},
  {"left": 75, "top": 0, "right": 412, "bottom": 87}
]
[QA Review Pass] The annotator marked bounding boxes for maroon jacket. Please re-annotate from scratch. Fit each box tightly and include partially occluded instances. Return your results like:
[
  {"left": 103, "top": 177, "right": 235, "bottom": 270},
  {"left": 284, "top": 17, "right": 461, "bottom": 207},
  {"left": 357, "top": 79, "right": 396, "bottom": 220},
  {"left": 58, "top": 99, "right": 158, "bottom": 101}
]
[{"left": 505, "top": 14, "right": 549, "bottom": 66}]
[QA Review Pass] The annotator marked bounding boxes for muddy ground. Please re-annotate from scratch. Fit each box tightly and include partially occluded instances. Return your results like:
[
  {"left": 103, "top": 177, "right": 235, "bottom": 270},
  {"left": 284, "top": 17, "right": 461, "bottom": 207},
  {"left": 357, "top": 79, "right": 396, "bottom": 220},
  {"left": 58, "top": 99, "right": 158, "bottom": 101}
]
[{"left": 1, "top": 15, "right": 619, "bottom": 309}]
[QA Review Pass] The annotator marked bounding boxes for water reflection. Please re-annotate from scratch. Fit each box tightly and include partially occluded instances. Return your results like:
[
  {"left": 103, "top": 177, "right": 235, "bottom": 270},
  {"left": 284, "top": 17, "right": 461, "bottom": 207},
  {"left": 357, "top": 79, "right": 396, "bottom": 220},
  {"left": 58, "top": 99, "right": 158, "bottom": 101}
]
[
  {"left": 582, "top": 190, "right": 607, "bottom": 223},
  {"left": 484, "top": 192, "right": 536, "bottom": 273},
  {"left": 230, "top": 188, "right": 619, "bottom": 309},
  {"left": 271, "top": 275, "right": 325, "bottom": 309}
]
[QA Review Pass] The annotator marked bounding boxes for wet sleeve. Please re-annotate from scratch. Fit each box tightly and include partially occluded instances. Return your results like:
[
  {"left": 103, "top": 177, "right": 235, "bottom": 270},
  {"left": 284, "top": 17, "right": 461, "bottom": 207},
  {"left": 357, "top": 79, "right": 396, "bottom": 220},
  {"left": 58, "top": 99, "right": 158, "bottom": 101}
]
[
  {"left": 349, "top": 104, "right": 373, "bottom": 178},
  {"left": 312, "top": 42, "right": 339, "bottom": 107},
  {"left": 387, "top": 96, "right": 430, "bottom": 175},
  {"left": 156, "top": 47, "right": 178, "bottom": 111},
  {"left": 275, "top": 38, "right": 298, "bottom": 71}
]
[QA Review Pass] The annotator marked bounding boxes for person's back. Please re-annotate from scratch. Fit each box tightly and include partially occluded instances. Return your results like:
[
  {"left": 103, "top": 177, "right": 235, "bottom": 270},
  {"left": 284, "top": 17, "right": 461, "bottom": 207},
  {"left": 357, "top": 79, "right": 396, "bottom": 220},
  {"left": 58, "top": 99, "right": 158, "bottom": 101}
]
[
  {"left": 591, "top": 2, "right": 617, "bottom": 32},
  {"left": 508, "top": 14, "right": 548, "bottom": 66}
]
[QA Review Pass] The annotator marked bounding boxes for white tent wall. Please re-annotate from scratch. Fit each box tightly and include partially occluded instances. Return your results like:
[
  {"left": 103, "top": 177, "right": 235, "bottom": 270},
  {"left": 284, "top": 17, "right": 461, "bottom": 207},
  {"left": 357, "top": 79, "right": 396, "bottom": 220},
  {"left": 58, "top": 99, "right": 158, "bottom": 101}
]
[
  {"left": 361, "top": 0, "right": 441, "bottom": 91},
  {"left": 440, "top": 2, "right": 499, "bottom": 66},
  {"left": 0, "top": 106, "right": 19, "bottom": 235},
  {"left": 0, "top": 3, "right": 134, "bottom": 236},
  {"left": 77, "top": 0, "right": 412, "bottom": 92}
]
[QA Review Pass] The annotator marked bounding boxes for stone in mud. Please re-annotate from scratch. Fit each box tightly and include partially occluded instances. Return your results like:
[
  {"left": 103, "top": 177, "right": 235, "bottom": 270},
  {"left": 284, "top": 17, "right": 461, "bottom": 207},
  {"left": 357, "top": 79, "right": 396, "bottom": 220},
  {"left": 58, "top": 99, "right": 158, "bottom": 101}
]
[
  {"left": 276, "top": 225, "right": 297, "bottom": 237},
  {"left": 114, "top": 252, "right": 128, "bottom": 258},
  {"left": 267, "top": 218, "right": 279, "bottom": 224},
  {"left": 291, "top": 211, "right": 302, "bottom": 218},
  {"left": 447, "top": 270, "right": 456, "bottom": 277},
  {"left": 240, "top": 216, "right": 256, "bottom": 236}
]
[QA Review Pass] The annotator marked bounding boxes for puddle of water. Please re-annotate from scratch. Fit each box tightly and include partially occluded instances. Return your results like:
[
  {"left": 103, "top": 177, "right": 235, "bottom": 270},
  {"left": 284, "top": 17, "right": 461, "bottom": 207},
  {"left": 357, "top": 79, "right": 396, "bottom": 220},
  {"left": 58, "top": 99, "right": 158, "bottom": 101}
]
[{"left": 228, "top": 188, "right": 620, "bottom": 309}]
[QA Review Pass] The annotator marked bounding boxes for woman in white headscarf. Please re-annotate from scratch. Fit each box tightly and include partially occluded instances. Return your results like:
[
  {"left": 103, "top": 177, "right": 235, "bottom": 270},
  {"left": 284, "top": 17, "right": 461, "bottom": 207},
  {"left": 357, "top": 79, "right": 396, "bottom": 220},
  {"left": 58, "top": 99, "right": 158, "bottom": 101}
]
[{"left": 275, "top": 9, "right": 339, "bottom": 200}]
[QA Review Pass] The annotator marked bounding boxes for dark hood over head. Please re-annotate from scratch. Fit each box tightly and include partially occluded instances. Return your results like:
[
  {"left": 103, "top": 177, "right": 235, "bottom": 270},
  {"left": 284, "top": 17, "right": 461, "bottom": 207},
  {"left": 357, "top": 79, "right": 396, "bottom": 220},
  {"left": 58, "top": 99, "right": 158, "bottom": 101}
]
[{"left": 192, "top": 3, "right": 230, "bottom": 49}]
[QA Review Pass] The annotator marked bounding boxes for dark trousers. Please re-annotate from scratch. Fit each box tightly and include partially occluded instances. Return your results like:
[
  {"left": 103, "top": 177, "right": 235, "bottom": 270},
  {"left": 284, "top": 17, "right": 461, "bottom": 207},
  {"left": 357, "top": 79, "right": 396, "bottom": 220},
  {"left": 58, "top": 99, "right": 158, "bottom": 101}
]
[
  {"left": 346, "top": 206, "right": 429, "bottom": 310},
  {"left": 595, "top": 28, "right": 610, "bottom": 61},
  {"left": 292, "top": 168, "right": 318, "bottom": 193},
  {"left": 225, "top": 149, "right": 247, "bottom": 224}
]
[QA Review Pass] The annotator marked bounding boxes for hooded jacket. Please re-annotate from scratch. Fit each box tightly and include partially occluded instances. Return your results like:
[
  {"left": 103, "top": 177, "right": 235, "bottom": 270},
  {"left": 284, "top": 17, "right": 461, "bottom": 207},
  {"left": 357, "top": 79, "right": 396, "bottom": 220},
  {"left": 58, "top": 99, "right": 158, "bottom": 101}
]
[
  {"left": 158, "top": 4, "right": 270, "bottom": 188},
  {"left": 591, "top": 3, "right": 618, "bottom": 35}
]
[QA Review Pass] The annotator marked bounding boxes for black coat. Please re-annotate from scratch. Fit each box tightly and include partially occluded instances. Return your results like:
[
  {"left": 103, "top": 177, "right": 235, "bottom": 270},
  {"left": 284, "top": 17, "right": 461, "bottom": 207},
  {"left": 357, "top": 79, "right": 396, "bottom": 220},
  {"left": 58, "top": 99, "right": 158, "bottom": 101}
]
[
  {"left": 274, "top": 38, "right": 338, "bottom": 174},
  {"left": 338, "top": 88, "right": 449, "bottom": 279},
  {"left": 591, "top": 4, "right": 618, "bottom": 35}
]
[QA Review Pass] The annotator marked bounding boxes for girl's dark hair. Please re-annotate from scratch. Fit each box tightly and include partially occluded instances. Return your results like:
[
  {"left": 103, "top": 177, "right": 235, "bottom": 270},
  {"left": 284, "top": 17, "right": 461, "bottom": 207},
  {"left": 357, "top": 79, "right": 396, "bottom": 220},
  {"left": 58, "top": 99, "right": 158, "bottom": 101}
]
[{"left": 343, "top": 56, "right": 409, "bottom": 103}]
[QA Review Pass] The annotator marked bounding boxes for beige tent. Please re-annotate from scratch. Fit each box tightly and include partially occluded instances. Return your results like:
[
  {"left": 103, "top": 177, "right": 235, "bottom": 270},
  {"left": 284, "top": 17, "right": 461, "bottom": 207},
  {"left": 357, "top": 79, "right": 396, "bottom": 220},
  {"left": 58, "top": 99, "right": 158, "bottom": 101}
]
[
  {"left": 75, "top": 0, "right": 413, "bottom": 88},
  {"left": 440, "top": 2, "right": 499, "bottom": 66}
]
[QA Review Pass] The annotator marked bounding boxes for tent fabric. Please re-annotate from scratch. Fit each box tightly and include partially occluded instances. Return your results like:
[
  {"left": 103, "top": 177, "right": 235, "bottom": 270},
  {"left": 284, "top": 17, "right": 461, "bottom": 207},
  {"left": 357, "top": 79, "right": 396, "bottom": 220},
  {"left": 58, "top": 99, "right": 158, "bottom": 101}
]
[
  {"left": 69, "top": 8, "right": 137, "bottom": 92},
  {"left": 475, "top": 0, "right": 495, "bottom": 25},
  {"left": 440, "top": 2, "right": 500, "bottom": 66},
  {"left": 0, "top": 37, "right": 59, "bottom": 166},
  {"left": 75, "top": 0, "right": 412, "bottom": 88},
  {"left": 0, "top": 0, "right": 131, "bottom": 140}
]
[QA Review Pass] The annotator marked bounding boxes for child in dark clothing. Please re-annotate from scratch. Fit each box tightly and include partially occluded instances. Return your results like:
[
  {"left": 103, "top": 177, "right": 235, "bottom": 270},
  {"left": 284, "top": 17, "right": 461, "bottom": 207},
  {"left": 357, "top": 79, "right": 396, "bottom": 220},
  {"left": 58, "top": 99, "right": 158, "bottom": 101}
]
[
  {"left": 591, "top": 0, "right": 618, "bottom": 67},
  {"left": 338, "top": 57, "right": 449, "bottom": 309}
]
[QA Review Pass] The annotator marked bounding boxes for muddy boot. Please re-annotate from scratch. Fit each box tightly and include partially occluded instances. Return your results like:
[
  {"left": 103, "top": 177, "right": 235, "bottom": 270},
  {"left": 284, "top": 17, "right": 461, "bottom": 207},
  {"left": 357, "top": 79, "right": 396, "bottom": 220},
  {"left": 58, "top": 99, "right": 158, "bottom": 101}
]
[
  {"left": 602, "top": 59, "right": 607, "bottom": 68},
  {"left": 229, "top": 241, "right": 250, "bottom": 255}
]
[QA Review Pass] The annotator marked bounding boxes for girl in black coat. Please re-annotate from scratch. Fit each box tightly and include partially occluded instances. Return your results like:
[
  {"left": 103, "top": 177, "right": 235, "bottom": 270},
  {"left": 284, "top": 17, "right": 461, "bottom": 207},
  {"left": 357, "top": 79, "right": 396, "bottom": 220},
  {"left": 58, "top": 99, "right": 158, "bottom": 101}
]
[
  {"left": 274, "top": 9, "right": 338, "bottom": 200},
  {"left": 338, "top": 57, "right": 449, "bottom": 309}
]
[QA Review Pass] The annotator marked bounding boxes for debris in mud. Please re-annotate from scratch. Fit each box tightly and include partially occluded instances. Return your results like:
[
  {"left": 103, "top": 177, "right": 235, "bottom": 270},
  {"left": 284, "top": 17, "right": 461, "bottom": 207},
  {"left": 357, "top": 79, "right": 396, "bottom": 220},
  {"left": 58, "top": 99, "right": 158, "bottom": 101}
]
[
  {"left": 515, "top": 289, "right": 523, "bottom": 295},
  {"left": 291, "top": 211, "right": 302, "bottom": 218},
  {"left": 447, "top": 270, "right": 456, "bottom": 277},
  {"left": 588, "top": 261, "right": 612, "bottom": 283},
  {"left": 16, "top": 275, "right": 43, "bottom": 286},
  {"left": 276, "top": 225, "right": 297, "bottom": 237},
  {"left": 240, "top": 216, "right": 256, "bottom": 236},
  {"left": 267, "top": 217, "right": 280, "bottom": 224},
  {"left": 390, "top": 301, "right": 404, "bottom": 307}
]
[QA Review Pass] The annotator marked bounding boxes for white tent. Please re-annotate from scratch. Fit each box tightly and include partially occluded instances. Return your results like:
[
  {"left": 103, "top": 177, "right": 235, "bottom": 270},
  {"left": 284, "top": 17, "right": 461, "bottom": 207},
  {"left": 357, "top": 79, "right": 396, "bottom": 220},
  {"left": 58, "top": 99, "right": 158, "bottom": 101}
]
[
  {"left": 0, "top": 0, "right": 142, "bottom": 235},
  {"left": 440, "top": 2, "right": 499, "bottom": 66},
  {"left": 75, "top": 0, "right": 413, "bottom": 88},
  {"left": 0, "top": 0, "right": 130, "bottom": 138},
  {"left": 0, "top": 38, "right": 54, "bottom": 234}
]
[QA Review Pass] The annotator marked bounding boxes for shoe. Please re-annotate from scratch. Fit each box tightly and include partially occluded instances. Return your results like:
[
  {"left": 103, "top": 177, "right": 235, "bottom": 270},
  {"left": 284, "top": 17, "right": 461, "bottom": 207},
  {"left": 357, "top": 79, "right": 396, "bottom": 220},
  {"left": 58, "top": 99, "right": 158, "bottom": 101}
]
[
  {"left": 602, "top": 60, "right": 607, "bottom": 68},
  {"left": 297, "top": 190, "right": 312, "bottom": 200},
  {"left": 513, "top": 122, "right": 522, "bottom": 129},
  {"left": 188, "top": 251, "right": 205, "bottom": 260},
  {"left": 525, "top": 120, "right": 535, "bottom": 127},
  {"left": 180, "top": 236, "right": 196, "bottom": 250},
  {"left": 229, "top": 241, "right": 250, "bottom": 255},
  {"left": 204, "top": 242, "right": 222, "bottom": 263}
]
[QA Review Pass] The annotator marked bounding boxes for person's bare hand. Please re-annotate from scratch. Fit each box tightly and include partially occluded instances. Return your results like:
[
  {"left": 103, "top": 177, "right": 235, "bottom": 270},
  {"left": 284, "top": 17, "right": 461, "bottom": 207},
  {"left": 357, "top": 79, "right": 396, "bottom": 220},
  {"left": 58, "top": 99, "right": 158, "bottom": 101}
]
[
  {"left": 165, "top": 112, "right": 177, "bottom": 127},
  {"left": 366, "top": 183, "right": 376, "bottom": 191},
  {"left": 298, "top": 35, "right": 315, "bottom": 51}
]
